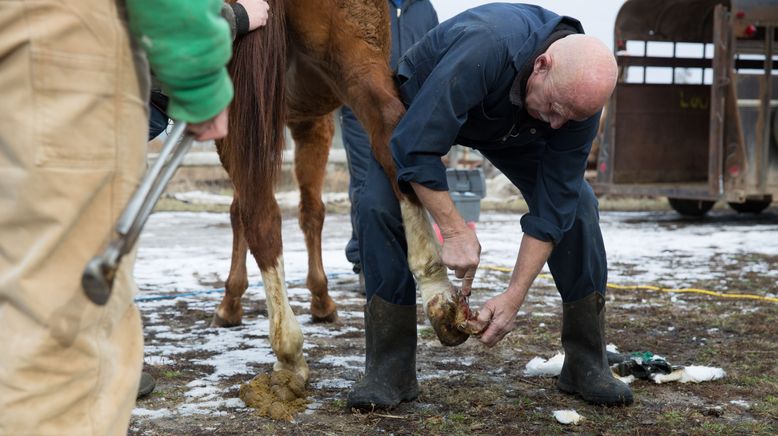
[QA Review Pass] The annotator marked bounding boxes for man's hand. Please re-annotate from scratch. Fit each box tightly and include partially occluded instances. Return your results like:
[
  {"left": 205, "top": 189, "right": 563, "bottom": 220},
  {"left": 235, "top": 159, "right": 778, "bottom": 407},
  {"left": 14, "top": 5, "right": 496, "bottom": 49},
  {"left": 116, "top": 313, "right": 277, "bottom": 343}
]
[
  {"left": 474, "top": 290, "right": 523, "bottom": 347},
  {"left": 474, "top": 234, "right": 552, "bottom": 347},
  {"left": 238, "top": 0, "right": 270, "bottom": 31},
  {"left": 187, "top": 107, "right": 229, "bottom": 141},
  {"left": 440, "top": 224, "right": 481, "bottom": 296}
]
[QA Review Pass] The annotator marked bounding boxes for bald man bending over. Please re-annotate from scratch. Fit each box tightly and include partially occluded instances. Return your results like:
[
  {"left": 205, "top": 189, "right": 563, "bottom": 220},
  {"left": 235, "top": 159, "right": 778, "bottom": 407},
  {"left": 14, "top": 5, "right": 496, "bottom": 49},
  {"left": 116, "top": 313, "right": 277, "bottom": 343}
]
[{"left": 348, "top": 3, "right": 632, "bottom": 411}]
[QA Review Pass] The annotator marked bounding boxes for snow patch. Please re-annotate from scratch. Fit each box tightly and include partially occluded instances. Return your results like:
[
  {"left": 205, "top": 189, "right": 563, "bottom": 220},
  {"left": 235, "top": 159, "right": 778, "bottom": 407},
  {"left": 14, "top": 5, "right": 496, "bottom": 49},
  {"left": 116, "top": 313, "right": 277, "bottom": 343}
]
[{"left": 132, "top": 408, "right": 173, "bottom": 419}]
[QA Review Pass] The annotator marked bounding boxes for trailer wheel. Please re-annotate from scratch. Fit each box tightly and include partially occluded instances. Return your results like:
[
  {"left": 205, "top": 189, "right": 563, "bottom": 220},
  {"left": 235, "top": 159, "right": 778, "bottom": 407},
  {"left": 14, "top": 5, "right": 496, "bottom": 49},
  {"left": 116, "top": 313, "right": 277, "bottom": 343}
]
[
  {"left": 667, "top": 198, "right": 715, "bottom": 217},
  {"left": 728, "top": 197, "right": 772, "bottom": 214}
]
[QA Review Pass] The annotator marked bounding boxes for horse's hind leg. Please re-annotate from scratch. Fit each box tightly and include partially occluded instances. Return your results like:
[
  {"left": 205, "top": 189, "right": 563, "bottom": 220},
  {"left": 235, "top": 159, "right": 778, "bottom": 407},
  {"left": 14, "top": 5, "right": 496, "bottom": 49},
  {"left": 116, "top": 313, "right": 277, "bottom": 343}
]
[
  {"left": 212, "top": 195, "right": 249, "bottom": 327},
  {"left": 289, "top": 116, "right": 338, "bottom": 323}
]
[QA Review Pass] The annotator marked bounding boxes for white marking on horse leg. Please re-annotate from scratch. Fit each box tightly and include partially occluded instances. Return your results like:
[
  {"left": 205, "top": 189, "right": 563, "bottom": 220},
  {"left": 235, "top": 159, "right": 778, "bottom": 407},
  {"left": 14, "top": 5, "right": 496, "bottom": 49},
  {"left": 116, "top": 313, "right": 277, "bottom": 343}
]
[
  {"left": 399, "top": 200, "right": 451, "bottom": 309},
  {"left": 261, "top": 255, "right": 310, "bottom": 382},
  {"left": 400, "top": 200, "right": 471, "bottom": 345}
]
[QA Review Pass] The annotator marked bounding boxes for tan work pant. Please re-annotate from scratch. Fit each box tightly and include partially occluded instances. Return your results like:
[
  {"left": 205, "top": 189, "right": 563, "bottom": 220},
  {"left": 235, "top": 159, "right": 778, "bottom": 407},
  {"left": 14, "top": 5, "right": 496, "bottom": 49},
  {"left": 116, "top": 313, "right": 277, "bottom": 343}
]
[{"left": 0, "top": 0, "right": 149, "bottom": 434}]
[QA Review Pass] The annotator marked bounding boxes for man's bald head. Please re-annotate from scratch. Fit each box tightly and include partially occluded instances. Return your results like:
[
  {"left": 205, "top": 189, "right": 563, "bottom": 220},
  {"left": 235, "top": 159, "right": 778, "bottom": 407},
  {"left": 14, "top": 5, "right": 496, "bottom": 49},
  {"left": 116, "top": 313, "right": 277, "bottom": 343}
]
[
  {"left": 547, "top": 34, "right": 617, "bottom": 117},
  {"left": 524, "top": 34, "right": 617, "bottom": 128}
]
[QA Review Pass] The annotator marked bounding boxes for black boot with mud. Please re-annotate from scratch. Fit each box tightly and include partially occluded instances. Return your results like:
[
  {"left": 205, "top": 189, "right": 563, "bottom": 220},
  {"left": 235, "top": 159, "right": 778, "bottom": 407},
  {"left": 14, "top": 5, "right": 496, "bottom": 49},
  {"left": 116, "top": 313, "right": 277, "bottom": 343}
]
[
  {"left": 137, "top": 371, "right": 156, "bottom": 399},
  {"left": 557, "top": 292, "right": 634, "bottom": 406},
  {"left": 346, "top": 296, "right": 418, "bottom": 411}
]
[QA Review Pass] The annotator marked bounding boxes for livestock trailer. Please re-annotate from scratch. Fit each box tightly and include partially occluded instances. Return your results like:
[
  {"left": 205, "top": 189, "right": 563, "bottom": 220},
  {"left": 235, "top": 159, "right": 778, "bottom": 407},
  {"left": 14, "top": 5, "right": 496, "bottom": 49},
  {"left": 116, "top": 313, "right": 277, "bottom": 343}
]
[{"left": 593, "top": 0, "right": 778, "bottom": 216}]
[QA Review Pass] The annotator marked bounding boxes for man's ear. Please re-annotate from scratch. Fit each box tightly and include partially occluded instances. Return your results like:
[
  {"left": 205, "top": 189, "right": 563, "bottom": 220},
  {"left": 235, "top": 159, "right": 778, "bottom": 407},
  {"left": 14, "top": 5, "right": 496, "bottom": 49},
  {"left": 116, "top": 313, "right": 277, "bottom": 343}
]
[{"left": 533, "top": 53, "right": 552, "bottom": 75}]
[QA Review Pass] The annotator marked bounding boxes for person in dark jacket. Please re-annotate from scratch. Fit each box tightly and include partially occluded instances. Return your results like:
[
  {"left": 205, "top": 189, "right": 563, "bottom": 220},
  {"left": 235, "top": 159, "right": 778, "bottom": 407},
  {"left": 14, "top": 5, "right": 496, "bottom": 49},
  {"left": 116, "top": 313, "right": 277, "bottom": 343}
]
[
  {"left": 347, "top": 3, "right": 633, "bottom": 411},
  {"left": 339, "top": 0, "right": 438, "bottom": 276}
]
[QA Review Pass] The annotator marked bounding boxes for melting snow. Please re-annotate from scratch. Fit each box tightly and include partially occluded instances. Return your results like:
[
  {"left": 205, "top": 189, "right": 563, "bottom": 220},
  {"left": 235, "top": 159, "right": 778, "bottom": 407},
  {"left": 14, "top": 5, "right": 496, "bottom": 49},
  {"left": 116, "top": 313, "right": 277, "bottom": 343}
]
[{"left": 132, "top": 210, "right": 772, "bottom": 420}]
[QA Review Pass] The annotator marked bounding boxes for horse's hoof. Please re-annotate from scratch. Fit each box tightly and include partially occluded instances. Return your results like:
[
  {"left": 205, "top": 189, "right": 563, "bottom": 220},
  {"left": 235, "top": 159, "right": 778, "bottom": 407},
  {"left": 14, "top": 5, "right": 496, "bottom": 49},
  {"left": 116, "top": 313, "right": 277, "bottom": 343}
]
[
  {"left": 310, "top": 297, "right": 338, "bottom": 324},
  {"left": 425, "top": 292, "right": 469, "bottom": 346},
  {"left": 311, "top": 309, "right": 338, "bottom": 324},
  {"left": 210, "top": 312, "right": 242, "bottom": 328}
]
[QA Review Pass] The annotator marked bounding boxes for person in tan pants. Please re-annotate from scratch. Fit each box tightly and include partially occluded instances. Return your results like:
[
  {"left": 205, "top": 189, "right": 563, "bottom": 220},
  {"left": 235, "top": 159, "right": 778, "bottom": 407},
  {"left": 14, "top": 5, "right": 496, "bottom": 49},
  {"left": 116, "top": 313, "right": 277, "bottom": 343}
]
[{"left": 0, "top": 0, "right": 233, "bottom": 434}]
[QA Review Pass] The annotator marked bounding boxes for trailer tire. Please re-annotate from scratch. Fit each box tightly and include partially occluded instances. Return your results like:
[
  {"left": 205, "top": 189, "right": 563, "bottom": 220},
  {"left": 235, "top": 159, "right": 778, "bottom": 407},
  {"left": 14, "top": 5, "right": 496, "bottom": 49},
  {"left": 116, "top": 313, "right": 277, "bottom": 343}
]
[
  {"left": 728, "top": 198, "right": 772, "bottom": 214},
  {"left": 668, "top": 198, "right": 715, "bottom": 217}
]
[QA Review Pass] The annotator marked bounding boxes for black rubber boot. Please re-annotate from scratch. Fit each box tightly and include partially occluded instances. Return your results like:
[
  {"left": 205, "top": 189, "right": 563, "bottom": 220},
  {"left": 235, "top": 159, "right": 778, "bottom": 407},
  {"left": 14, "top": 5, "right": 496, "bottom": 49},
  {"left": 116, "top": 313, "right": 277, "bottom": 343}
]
[
  {"left": 557, "top": 292, "right": 633, "bottom": 406},
  {"left": 137, "top": 371, "right": 156, "bottom": 399},
  {"left": 346, "top": 296, "right": 418, "bottom": 411}
]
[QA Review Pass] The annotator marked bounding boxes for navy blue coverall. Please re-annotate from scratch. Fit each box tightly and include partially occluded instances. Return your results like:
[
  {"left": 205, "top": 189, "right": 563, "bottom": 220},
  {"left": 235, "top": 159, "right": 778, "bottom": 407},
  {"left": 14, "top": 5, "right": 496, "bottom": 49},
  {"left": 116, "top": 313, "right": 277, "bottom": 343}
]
[
  {"left": 339, "top": 0, "right": 439, "bottom": 266},
  {"left": 358, "top": 3, "right": 607, "bottom": 305}
]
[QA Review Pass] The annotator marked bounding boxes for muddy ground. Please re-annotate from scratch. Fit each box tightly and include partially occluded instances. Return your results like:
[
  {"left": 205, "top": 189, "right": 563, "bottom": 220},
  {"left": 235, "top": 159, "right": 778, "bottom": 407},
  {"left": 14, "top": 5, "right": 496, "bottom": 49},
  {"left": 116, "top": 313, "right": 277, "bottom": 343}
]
[{"left": 129, "top": 208, "right": 778, "bottom": 435}]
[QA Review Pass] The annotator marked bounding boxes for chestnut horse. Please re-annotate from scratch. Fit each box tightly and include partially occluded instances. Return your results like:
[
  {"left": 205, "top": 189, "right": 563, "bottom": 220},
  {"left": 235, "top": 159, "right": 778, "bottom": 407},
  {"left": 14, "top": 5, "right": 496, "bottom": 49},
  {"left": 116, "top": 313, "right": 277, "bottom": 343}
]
[{"left": 213, "top": 0, "right": 471, "bottom": 384}]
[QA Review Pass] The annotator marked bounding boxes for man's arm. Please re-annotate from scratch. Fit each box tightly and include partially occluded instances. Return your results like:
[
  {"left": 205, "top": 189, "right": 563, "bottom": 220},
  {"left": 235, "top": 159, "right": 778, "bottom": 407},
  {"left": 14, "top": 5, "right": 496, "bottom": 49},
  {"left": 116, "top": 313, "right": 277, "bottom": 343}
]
[
  {"left": 392, "top": 28, "right": 505, "bottom": 194},
  {"left": 474, "top": 234, "right": 553, "bottom": 347}
]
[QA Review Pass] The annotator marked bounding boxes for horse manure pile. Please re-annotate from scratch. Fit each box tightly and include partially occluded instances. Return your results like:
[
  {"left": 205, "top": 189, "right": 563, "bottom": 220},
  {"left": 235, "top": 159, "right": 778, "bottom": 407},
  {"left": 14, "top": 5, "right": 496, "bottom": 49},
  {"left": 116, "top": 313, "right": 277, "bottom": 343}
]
[{"left": 239, "top": 370, "right": 308, "bottom": 421}]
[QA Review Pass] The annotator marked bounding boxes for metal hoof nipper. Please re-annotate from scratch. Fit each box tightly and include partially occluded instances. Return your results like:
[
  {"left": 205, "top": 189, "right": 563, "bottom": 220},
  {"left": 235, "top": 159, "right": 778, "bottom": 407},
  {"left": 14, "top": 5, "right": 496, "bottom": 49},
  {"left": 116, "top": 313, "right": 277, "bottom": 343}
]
[{"left": 82, "top": 122, "right": 194, "bottom": 305}]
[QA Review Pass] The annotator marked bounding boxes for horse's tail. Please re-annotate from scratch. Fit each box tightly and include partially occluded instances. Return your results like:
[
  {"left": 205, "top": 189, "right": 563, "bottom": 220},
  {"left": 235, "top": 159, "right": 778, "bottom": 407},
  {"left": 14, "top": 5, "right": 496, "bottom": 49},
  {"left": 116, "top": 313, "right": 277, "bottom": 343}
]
[{"left": 218, "top": 0, "right": 287, "bottom": 205}]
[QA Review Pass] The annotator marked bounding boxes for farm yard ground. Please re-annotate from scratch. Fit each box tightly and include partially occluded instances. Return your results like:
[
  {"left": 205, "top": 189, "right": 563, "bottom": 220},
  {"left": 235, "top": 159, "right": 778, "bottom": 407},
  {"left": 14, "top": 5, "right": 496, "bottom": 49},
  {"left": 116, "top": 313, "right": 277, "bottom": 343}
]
[{"left": 129, "top": 204, "right": 778, "bottom": 435}]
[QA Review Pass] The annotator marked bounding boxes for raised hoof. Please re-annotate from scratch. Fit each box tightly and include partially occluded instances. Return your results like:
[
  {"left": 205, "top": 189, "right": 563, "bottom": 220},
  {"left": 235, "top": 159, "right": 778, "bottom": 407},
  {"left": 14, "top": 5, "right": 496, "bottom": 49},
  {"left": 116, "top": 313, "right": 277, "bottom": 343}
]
[
  {"left": 425, "top": 292, "right": 469, "bottom": 346},
  {"left": 210, "top": 312, "right": 242, "bottom": 328}
]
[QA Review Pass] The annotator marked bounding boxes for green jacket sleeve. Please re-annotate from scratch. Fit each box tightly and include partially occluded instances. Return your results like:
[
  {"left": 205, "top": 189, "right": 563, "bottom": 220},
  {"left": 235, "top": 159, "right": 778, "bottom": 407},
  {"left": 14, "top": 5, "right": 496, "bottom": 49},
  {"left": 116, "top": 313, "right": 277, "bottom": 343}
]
[{"left": 127, "top": 0, "right": 234, "bottom": 123}]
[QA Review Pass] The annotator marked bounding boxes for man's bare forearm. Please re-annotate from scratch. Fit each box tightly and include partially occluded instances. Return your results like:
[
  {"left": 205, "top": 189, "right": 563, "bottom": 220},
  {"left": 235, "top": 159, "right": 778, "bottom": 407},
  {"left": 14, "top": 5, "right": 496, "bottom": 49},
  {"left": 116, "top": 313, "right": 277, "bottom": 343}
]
[{"left": 505, "top": 234, "right": 554, "bottom": 305}]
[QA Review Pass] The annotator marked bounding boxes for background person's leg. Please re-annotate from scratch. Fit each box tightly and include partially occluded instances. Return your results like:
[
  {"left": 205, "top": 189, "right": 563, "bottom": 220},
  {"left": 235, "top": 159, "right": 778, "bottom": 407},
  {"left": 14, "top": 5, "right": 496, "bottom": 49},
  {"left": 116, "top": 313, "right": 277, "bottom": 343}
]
[
  {"left": 356, "top": 155, "right": 416, "bottom": 305},
  {"left": 339, "top": 106, "right": 372, "bottom": 268}
]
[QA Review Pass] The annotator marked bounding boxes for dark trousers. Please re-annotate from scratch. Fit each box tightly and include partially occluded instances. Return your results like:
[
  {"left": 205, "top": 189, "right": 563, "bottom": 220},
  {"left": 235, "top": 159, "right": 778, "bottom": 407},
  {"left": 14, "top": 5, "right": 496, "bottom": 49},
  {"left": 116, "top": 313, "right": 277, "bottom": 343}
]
[
  {"left": 339, "top": 106, "right": 373, "bottom": 265},
  {"left": 148, "top": 91, "right": 170, "bottom": 141},
  {"left": 357, "top": 144, "right": 607, "bottom": 305}
]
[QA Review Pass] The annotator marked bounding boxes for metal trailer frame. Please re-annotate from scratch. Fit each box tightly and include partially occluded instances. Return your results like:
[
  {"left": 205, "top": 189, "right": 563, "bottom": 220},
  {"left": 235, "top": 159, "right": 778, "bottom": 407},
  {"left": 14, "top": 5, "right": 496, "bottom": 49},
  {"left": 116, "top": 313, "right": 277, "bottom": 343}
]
[{"left": 593, "top": 0, "right": 778, "bottom": 212}]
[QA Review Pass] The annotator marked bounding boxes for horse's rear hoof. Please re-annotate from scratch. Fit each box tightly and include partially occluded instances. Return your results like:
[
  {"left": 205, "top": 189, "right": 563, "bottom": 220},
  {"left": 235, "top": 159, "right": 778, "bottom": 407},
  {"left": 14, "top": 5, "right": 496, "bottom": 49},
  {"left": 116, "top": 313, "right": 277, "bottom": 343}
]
[
  {"left": 211, "top": 312, "right": 242, "bottom": 328},
  {"left": 425, "top": 293, "right": 469, "bottom": 346},
  {"left": 311, "top": 310, "right": 338, "bottom": 324},
  {"left": 310, "top": 298, "right": 338, "bottom": 323}
]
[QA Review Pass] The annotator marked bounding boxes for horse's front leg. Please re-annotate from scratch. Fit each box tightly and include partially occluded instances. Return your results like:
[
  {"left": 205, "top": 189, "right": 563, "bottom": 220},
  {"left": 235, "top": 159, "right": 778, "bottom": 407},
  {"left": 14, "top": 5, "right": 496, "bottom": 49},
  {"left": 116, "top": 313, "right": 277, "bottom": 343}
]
[{"left": 399, "top": 199, "right": 476, "bottom": 346}]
